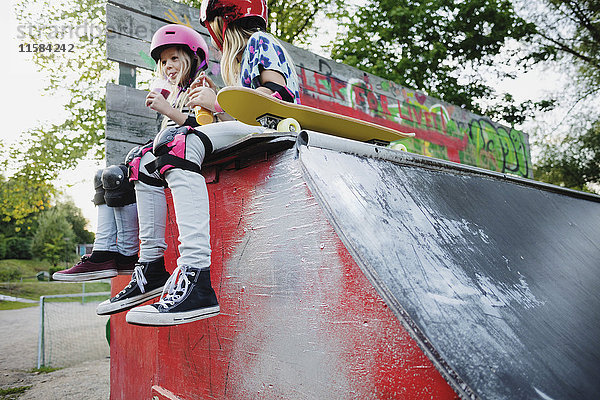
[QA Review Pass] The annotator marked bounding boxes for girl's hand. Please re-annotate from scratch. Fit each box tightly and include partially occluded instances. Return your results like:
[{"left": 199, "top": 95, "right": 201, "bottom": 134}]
[
  {"left": 145, "top": 91, "right": 173, "bottom": 115},
  {"left": 188, "top": 86, "right": 217, "bottom": 111},
  {"left": 191, "top": 71, "right": 218, "bottom": 92}
]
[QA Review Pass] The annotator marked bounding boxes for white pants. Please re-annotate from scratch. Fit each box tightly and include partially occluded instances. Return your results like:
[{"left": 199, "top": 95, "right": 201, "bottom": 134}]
[
  {"left": 135, "top": 121, "right": 262, "bottom": 269},
  {"left": 92, "top": 203, "right": 139, "bottom": 256}
]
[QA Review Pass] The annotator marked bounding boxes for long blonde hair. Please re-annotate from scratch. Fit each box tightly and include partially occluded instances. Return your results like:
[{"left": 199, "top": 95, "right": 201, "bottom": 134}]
[
  {"left": 155, "top": 46, "right": 202, "bottom": 129},
  {"left": 209, "top": 17, "right": 256, "bottom": 86}
]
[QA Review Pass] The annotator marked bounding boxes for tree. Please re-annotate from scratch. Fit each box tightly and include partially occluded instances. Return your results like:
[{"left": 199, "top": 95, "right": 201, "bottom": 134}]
[
  {"left": 31, "top": 206, "right": 76, "bottom": 266},
  {"left": 534, "top": 121, "right": 600, "bottom": 191},
  {"left": 54, "top": 201, "right": 95, "bottom": 244},
  {"left": 329, "top": 0, "right": 536, "bottom": 116},
  {"left": 516, "top": 0, "right": 600, "bottom": 191}
]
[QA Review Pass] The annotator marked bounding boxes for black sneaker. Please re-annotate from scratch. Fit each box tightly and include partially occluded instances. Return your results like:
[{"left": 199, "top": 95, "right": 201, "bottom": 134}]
[
  {"left": 126, "top": 266, "right": 219, "bottom": 326},
  {"left": 96, "top": 257, "right": 170, "bottom": 316}
]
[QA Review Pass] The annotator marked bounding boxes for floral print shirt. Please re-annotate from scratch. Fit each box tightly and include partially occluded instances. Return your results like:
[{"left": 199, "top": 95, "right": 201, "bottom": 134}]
[{"left": 240, "top": 32, "right": 301, "bottom": 104}]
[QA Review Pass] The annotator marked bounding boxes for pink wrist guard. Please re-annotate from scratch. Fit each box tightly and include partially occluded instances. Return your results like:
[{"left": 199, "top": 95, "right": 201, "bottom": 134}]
[{"left": 214, "top": 99, "right": 223, "bottom": 113}]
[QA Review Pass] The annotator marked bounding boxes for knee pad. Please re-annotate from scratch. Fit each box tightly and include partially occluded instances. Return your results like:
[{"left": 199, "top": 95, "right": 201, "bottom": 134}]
[
  {"left": 148, "top": 126, "right": 213, "bottom": 178},
  {"left": 102, "top": 164, "right": 136, "bottom": 207},
  {"left": 125, "top": 142, "right": 163, "bottom": 187},
  {"left": 92, "top": 169, "right": 106, "bottom": 206}
]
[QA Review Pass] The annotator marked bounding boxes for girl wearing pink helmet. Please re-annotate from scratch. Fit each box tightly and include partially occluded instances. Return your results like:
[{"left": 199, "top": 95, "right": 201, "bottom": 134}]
[
  {"left": 57, "top": 25, "right": 216, "bottom": 324},
  {"left": 124, "top": 0, "right": 301, "bottom": 326}
]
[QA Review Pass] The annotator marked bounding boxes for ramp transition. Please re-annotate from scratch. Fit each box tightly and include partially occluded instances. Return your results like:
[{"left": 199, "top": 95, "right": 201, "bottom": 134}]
[{"left": 299, "top": 132, "right": 600, "bottom": 399}]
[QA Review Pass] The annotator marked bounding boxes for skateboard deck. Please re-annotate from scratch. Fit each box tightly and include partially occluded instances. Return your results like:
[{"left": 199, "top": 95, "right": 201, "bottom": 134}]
[{"left": 216, "top": 87, "right": 414, "bottom": 144}]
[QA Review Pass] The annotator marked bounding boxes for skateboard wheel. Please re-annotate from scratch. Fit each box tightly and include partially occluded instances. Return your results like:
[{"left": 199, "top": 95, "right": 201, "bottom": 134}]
[
  {"left": 390, "top": 143, "right": 407, "bottom": 152},
  {"left": 277, "top": 118, "right": 301, "bottom": 132}
]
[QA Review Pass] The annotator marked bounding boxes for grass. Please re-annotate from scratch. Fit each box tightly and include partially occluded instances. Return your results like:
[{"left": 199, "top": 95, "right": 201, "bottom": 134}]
[
  {"left": 0, "top": 259, "right": 49, "bottom": 277},
  {"left": 29, "top": 366, "right": 61, "bottom": 374},
  {"left": 0, "top": 386, "right": 31, "bottom": 399},
  {"left": 0, "top": 301, "right": 38, "bottom": 311}
]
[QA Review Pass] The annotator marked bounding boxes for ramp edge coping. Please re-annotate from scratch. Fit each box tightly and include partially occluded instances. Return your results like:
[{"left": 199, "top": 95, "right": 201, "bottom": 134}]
[{"left": 297, "top": 130, "right": 600, "bottom": 203}]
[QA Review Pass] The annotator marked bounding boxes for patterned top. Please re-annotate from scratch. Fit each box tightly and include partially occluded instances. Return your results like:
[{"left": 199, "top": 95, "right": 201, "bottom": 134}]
[{"left": 240, "top": 31, "right": 301, "bottom": 104}]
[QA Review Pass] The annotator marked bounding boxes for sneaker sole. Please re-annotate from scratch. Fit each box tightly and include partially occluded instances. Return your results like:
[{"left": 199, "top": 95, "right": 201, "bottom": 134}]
[
  {"left": 52, "top": 270, "right": 117, "bottom": 282},
  {"left": 96, "top": 286, "right": 165, "bottom": 315},
  {"left": 117, "top": 270, "right": 134, "bottom": 275},
  {"left": 125, "top": 305, "right": 220, "bottom": 326}
]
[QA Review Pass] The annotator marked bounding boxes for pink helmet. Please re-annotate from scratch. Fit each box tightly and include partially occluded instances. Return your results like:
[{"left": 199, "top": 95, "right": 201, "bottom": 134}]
[
  {"left": 150, "top": 24, "right": 210, "bottom": 70},
  {"left": 200, "top": 0, "right": 268, "bottom": 50}
]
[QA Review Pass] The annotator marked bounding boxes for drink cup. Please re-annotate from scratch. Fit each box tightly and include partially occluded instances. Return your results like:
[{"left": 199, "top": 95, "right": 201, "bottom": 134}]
[
  {"left": 195, "top": 106, "right": 213, "bottom": 125},
  {"left": 150, "top": 78, "right": 172, "bottom": 99}
]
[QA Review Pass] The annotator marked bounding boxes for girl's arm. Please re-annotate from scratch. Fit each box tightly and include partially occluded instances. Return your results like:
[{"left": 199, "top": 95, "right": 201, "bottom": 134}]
[
  {"left": 146, "top": 92, "right": 188, "bottom": 126},
  {"left": 255, "top": 69, "right": 287, "bottom": 96}
]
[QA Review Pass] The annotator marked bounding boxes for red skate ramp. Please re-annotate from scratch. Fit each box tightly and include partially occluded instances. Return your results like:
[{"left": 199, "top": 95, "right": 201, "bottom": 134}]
[
  {"left": 298, "top": 132, "right": 600, "bottom": 399},
  {"left": 110, "top": 131, "right": 600, "bottom": 399}
]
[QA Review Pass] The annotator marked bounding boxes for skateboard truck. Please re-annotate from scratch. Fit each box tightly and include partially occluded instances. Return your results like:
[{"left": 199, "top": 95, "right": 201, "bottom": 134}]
[{"left": 258, "top": 113, "right": 301, "bottom": 133}]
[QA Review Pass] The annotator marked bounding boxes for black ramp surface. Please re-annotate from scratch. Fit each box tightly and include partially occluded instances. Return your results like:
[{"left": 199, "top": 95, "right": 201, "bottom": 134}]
[{"left": 299, "top": 141, "right": 600, "bottom": 399}]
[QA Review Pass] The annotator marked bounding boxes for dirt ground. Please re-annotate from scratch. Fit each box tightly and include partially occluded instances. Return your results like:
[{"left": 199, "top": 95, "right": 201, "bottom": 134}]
[{"left": 0, "top": 307, "right": 110, "bottom": 399}]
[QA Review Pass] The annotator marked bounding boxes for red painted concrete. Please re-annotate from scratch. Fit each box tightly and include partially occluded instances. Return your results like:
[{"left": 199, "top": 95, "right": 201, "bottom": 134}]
[{"left": 109, "top": 152, "right": 458, "bottom": 399}]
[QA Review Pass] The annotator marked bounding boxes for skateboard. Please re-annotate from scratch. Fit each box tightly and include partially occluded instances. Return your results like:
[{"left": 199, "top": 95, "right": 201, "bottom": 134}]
[{"left": 216, "top": 86, "right": 414, "bottom": 145}]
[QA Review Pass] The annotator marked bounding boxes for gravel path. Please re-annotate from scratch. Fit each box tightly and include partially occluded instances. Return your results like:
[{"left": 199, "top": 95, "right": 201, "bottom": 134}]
[{"left": 0, "top": 306, "right": 110, "bottom": 399}]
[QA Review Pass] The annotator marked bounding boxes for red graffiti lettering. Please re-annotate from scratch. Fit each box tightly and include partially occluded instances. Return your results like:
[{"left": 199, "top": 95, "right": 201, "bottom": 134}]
[
  {"left": 410, "top": 105, "right": 423, "bottom": 125},
  {"left": 300, "top": 68, "right": 315, "bottom": 92},
  {"left": 398, "top": 99, "right": 411, "bottom": 121},
  {"left": 367, "top": 91, "right": 378, "bottom": 112},
  {"left": 313, "top": 72, "right": 330, "bottom": 96},
  {"left": 353, "top": 85, "right": 367, "bottom": 107},
  {"left": 380, "top": 94, "right": 391, "bottom": 115}
]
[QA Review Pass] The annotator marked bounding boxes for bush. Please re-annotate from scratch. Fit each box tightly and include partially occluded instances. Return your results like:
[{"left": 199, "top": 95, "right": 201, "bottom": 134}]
[
  {"left": 0, "top": 264, "right": 22, "bottom": 282},
  {"left": 0, "top": 237, "right": 6, "bottom": 259},
  {"left": 5, "top": 237, "right": 32, "bottom": 259}
]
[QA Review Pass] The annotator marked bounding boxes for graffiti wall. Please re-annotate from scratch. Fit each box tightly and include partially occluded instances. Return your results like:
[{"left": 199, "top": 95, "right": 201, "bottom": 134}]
[
  {"left": 291, "top": 59, "right": 531, "bottom": 178},
  {"left": 106, "top": 0, "right": 532, "bottom": 178}
]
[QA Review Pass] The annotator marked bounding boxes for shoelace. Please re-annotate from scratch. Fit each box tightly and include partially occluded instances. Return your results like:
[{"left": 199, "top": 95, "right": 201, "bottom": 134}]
[
  {"left": 132, "top": 264, "right": 148, "bottom": 293},
  {"left": 158, "top": 266, "right": 192, "bottom": 308},
  {"left": 116, "top": 263, "right": 147, "bottom": 297},
  {"left": 76, "top": 255, "right": 91, "bottom": 265}
]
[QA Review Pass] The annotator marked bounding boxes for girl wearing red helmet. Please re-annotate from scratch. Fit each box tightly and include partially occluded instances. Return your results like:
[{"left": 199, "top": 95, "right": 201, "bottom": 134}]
[{"left": 124, "top": 0, "right": 301, "bottom": 326}]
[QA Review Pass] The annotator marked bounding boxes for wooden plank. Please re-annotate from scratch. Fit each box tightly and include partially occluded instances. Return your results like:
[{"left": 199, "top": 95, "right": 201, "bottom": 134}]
[
  {"left": 105, "top": 83, "right": 158, "bottom": 164},
  {"left": 108, "top": 0, "right": 203, "bottom": 31}
]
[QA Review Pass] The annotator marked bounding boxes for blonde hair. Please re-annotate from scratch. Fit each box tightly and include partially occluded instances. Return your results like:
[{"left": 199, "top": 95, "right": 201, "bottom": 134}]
[
  {"left": 210, "top": 17, "right": 257, "bottom": 86},
  {"left": 155, "top": 46, "right": 202, "bottom": 129}
]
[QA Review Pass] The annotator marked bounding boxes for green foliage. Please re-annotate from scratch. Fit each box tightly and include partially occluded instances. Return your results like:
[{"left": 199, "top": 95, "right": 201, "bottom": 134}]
[
  {"left": 0, "top": 386, "right": 31, "bottom": 397},
  {"left": 266, "top": 0, "right": 346, "bottom": 45},
  {"left": 330, "top": 0, "right": 536, "bottom": 115},
  {"left": 518, "top": 0, "right": 600, "bottom": 191},
  {"left": 53, "top": 201, "right": 95, "bottom": 244},
  {"left": 0, "top": 172, "right": 52, "bottom": 237},
  {"left": 4, "top": 237, "right": 33, "bottom": 260},
  {"left": 534, "top": 121, "right": 600, "bottom": 191},
  {"left": 31, "top": 207, "right": 76, "bottom": 266},
  {"left": 0, "top": 236, "right": 6, "bottom": 259},
  {"left": 0, "top": 265, "right": 22, "bottom": 282},
  {"left": 4, "top": 0, "right": 116, "bottom": 232}
]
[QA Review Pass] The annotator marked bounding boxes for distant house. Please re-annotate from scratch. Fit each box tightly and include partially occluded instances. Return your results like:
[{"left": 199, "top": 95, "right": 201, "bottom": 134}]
[{"left": 76, "top": 244, "right": 93, "bottom": 256}]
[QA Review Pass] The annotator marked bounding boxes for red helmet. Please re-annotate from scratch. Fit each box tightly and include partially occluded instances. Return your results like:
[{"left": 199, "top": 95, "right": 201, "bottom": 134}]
[
  {"left": 200, "top": 0, "right": 267, "bottom": 50},
  {"left": 150, "top": 24, "right": 210, "bottom": 70}
]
